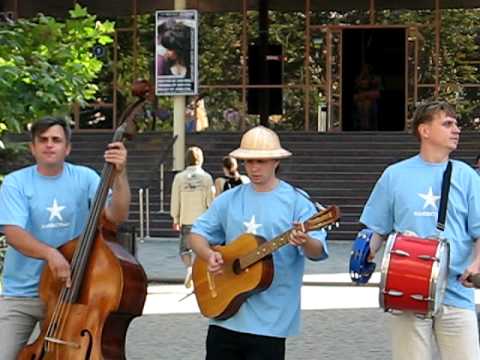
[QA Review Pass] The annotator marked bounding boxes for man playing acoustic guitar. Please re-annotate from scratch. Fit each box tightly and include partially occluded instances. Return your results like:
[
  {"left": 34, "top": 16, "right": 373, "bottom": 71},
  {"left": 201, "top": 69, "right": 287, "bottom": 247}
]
[
  {"left": 189, "top": 126, "right": 329, "bottom": 360},
  {"left": 361, "top": 101, "right": 480, "bottom": 360}
]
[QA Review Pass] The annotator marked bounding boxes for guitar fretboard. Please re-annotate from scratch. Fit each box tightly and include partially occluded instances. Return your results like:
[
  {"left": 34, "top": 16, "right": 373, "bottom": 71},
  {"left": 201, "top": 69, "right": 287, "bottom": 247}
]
[
  {"left": 236, "top": 205, "right": 339, "bottom": 271},
  {"left": 239, "top": 230, "right": 291, "bottom": 270}
]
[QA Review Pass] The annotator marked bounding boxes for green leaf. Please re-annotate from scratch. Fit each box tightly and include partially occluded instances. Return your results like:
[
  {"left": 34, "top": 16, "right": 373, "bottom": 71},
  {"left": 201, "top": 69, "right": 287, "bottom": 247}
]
[{"left": 69, "top": 4, "right": 89, "bottom": 19}]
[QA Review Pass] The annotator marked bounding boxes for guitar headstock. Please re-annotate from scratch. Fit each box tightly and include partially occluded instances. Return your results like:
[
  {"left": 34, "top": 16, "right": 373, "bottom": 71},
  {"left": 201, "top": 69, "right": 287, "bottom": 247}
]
[{"left": 304, "top": 206, "right": 341, "bottom": 232}]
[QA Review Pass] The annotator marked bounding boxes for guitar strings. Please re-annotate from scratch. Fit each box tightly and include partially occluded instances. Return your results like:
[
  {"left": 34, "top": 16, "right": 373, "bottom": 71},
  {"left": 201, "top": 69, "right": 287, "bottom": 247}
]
[
  {"left": 240, "top": 208, "right": 336, "bottom": 271},
  {"left": 44, "top": 162, "right": 114, "bottom": 353}
]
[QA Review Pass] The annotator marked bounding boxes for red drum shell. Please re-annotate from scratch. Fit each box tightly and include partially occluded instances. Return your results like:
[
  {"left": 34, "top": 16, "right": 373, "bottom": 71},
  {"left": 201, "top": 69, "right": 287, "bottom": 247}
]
[{"left": 379, "top": 233, "right": 449, "bottom": 317}]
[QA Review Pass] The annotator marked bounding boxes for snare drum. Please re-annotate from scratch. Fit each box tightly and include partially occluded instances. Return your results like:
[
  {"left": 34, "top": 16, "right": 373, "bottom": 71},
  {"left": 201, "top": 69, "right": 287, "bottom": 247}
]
[{"left": 379, "top": 232, "right": 450, "bottom": 318}]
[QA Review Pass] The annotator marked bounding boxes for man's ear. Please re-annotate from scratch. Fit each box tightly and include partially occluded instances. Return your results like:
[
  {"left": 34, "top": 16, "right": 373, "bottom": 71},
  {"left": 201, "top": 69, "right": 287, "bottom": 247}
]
[
  {"left": 29, "top": 142, "right": 35, "bottom": 156},
  {"left": 418, "top": 123, "right": 430, "bottom": 140}
]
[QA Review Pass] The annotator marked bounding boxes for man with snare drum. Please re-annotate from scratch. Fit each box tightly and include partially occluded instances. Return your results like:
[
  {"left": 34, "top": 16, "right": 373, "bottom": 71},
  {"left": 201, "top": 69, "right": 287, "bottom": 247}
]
[{"left": 360, "top": 101, "right": 480, "bottom": 360}]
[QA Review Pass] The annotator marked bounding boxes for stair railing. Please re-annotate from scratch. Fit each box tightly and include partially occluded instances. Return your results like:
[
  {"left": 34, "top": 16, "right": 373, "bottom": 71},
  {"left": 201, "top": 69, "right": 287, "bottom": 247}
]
[
  {"left": 137, "top": 134, "right": 177, "bottom": 242},
  {"left": 0, "top": 234, "right": 6, "bottom": 280}
]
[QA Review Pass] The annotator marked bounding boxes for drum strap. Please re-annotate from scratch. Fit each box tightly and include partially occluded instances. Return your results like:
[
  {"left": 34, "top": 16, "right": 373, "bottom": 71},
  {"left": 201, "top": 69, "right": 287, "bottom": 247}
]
[{"left": 437, "top": 161, "right": 452, "bottom": 232}]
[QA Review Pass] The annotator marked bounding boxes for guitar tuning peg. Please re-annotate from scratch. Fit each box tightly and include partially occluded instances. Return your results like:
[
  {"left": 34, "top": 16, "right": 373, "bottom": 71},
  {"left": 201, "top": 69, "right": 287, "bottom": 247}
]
[
  {"left": 335, "top": 222, "right": 340, "bottom": 228},
  {"left": 327, "top": 225, "right": 332, "bottom": 231}
]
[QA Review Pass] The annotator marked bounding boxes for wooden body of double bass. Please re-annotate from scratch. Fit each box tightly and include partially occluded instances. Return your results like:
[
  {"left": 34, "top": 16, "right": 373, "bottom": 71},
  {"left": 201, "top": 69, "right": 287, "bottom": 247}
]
[{"left": 17, "top": 222, "right": 147, "bottom": 360}]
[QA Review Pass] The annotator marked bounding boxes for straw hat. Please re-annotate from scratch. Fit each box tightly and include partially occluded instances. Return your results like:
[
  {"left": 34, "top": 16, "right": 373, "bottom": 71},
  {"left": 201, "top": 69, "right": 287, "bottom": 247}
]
[{"left": 229, "top": 126, "right": 292, "bottom": 160}]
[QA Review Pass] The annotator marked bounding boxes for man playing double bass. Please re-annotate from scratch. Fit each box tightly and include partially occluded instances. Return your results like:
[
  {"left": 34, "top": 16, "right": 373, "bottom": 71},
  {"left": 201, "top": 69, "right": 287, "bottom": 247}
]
[
  {"left": 361, "top": 101, "right": 480, "bottom": 359},
  {"left": 189, "top": 126, "right": 329, "bottom": 360},
  {"left": 0, "top": 116, "right": 131, "bottom": 359}
]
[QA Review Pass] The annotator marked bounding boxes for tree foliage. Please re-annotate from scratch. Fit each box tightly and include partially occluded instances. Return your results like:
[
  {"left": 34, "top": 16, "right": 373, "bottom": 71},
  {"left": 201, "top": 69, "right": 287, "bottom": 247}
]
[
  {"left": 0, "top": 5, "right": 114, "bottom": 135},
  {"left": 3, "top": 6, "right": 480, "bottom": 133}
]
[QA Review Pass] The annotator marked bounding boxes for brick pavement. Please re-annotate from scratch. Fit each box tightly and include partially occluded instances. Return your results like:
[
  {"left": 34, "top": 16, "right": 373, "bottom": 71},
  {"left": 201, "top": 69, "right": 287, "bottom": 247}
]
[
  {"left": 123, "top": 238, "right": 476, "bottom": 359},
  {"left": 126, "top": 239, "right": 390, "bottom": 360},
  {"left": 125, "top": 309, "right": 391, "bottom": 360}
]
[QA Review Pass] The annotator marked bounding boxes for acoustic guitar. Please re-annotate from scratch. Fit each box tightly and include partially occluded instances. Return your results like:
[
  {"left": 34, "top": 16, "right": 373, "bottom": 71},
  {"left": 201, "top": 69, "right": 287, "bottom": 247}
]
[{"left": 192, "top": 205, "right": 340, "bottom": 320}]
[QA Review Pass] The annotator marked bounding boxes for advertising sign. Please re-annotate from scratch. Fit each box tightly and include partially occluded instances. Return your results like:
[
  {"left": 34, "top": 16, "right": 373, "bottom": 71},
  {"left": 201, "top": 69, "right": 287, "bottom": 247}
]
[{"left": 155, "top": 10, "right": 198, "bottom": 96}]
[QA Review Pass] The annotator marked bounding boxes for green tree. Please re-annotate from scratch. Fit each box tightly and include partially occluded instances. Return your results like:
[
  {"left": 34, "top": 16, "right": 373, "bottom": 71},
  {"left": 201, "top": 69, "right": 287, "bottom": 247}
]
[{"left": 0, "top": 4, "right": 114, "bottom": 134}]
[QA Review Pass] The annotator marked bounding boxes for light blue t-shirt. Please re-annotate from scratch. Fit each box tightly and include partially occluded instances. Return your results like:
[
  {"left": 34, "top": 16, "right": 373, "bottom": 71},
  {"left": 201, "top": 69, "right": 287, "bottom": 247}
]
[
  {"left": 360, "top": 155, "right": 480, "bottom": 310},
  {"left": 0, "top": 163, "right": 100, "bottom": 297},
  {"left": 192, "top": 180, "right": 328, "bottom": 337}
]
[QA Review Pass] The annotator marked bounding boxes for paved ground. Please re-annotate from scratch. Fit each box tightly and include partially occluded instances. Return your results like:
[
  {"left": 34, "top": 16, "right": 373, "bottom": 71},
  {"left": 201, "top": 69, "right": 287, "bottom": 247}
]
[
  {"left": 126, "top": 308, "right": 390, "bottom": 360},
  {"left": 14, "top": 238, "right": 478, "bottom": 359},
  {"left": 124, "top": 238, "right": 480, "bottom": 359},
  {"left": 122, "top": 239, "right": 391, "bottom": 359}
]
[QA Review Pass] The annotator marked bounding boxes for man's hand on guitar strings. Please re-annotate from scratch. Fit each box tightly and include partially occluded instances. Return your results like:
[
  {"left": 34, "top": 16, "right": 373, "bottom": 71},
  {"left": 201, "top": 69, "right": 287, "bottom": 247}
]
[
  {"left": 289, "top": 222, "right": 309, "bottom": 247},
  {"left": 207, "top": 250, "right": 224, "bottom": 275}
]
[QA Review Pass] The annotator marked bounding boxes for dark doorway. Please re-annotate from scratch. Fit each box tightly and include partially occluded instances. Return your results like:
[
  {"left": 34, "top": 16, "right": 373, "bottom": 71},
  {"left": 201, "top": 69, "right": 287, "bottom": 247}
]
[{"left": 342, "top": 28, "right": 406, "bottom": 131}]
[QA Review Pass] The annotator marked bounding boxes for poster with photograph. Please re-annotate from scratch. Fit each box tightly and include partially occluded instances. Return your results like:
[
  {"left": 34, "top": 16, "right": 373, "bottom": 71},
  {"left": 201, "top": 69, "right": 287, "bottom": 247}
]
[{"left": 155, "top": 10, "right": 198, "bottom": 96}]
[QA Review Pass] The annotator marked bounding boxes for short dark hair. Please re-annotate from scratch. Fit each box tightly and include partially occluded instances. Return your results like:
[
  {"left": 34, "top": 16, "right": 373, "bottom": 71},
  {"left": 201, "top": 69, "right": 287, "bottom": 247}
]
[
  {"left": 158, "top": 20, "right": 191, "bottom": 65},
  {"left": 412, "top": 101, "right": 456, "bottom": 141},
  {"left": 31, "top": 116, "right": 72, "bottom": 143}
]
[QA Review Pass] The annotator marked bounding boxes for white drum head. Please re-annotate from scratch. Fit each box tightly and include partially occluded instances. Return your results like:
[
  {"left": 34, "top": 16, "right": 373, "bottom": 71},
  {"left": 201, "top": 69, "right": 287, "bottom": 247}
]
[
  {"left": 430, "top": 240, "right": 450, "bottom": 317},
  {"left": 379, "top": 232, "right": 398, "bottom": 310}
]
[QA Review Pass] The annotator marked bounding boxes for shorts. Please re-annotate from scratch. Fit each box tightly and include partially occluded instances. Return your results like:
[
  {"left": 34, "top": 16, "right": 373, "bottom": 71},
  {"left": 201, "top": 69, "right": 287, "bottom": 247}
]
[{"left": 179, "top": 225, "right": 193, "bottom": 255}]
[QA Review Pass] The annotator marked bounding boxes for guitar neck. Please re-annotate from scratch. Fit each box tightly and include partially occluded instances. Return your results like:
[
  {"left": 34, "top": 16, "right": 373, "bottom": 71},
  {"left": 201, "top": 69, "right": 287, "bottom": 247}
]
[
  {"left": 239, "top": 230, "right": 292, "bottom": 270},
  {"left": 236, "top": 205, "right": 339, "bottom": 272}
]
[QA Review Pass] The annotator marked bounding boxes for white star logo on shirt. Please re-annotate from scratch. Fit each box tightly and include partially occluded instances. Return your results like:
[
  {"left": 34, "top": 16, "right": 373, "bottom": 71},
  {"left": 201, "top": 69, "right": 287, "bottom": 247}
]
[
  {"left": 243, "top": 215, "right": 262, "bottom": 234},
  {"left": 47, "top": 199, "right": 65, "bottom": 221},
  {"left": 418, "top": 187, "right": 440, "bottom": 210}
]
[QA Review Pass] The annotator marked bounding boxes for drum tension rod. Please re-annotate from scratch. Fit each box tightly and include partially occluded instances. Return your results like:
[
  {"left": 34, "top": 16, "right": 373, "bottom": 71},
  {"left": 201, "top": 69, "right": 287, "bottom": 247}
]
[
  {"left": 410, "top": 294, "right": 433, "bottom": 302},
  {"left": 387, "top": 309, "right": 404, "bottom": 316},
  {"left": 384, "top": 289, "right": 403, "bottom": 297},
  {"left": 417, "top": 255, "right": 439, "bottom": 261},
  {"left": 390, "top": 249, "right": 409, "bottom": 257}
]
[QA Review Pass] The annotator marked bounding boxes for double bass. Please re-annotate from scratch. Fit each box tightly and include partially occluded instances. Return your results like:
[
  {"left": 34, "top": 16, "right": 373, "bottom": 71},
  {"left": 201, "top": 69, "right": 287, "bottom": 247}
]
[{"left": 17, "top": 82, "right": 151, "bottom": 359}]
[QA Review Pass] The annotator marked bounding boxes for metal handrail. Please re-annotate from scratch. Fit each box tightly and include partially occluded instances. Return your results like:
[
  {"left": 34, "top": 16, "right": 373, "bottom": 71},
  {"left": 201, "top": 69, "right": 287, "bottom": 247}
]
[
  {"left": 138, "top": 188, "right": 144, "bottom": 240},
  {"left": 138, "top": 135, "right": 178, "bottom": 241},
  {"left": 0, "top": 235, "right": 7, "bottom": 275}
]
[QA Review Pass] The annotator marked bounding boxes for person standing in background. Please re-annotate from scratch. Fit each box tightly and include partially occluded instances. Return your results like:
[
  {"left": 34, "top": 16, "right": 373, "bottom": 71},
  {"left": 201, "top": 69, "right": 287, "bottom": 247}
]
[
  {"left": 170, "top": 146, "right": 214, "bottom": 287},
  {"left": 214, "top": 155, "right": 249, "bottom": 196}
]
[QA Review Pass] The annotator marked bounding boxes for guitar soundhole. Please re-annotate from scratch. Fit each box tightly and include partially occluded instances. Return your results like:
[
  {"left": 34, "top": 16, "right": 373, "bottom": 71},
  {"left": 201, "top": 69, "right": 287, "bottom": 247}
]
[{"left": 233, "top": 258, "right": 241, "bottom": 275}]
